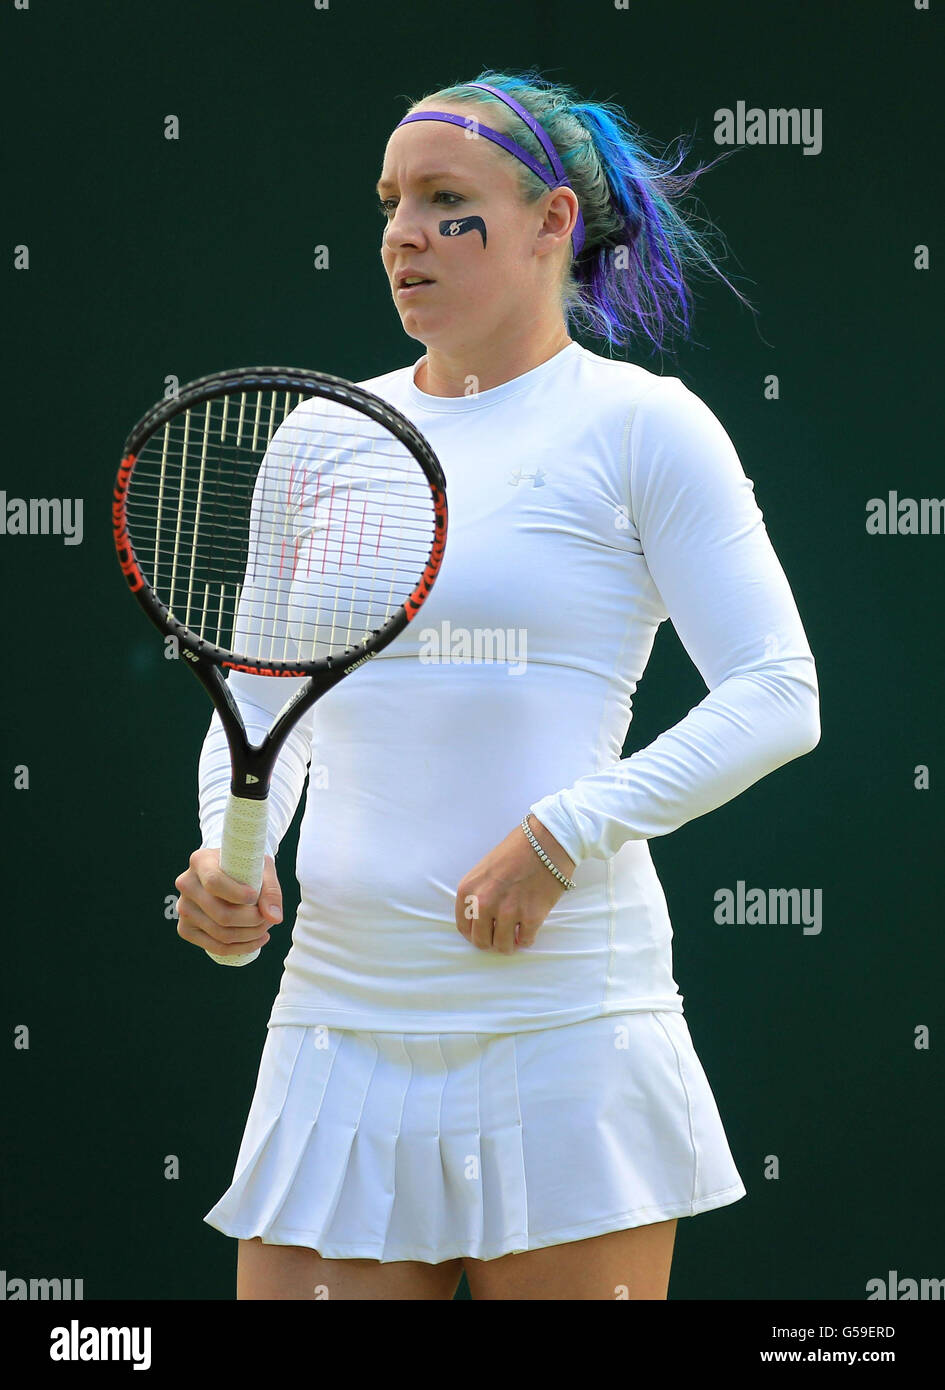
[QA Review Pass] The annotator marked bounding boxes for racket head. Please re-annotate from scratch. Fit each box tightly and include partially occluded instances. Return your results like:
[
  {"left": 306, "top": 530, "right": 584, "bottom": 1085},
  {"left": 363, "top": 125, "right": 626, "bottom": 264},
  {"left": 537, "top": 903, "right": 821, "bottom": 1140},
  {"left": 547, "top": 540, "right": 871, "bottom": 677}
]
[{"left": 113, "top": 366, "right": 448, "bottom": 679}]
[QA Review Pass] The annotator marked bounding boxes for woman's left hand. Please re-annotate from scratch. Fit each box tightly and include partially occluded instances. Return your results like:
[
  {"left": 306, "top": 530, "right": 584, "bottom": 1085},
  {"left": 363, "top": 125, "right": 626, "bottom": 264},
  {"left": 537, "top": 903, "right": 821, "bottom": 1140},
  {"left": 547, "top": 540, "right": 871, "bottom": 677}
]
[{"left": 454, "top": 814, "right": 577, "bottom": 953}]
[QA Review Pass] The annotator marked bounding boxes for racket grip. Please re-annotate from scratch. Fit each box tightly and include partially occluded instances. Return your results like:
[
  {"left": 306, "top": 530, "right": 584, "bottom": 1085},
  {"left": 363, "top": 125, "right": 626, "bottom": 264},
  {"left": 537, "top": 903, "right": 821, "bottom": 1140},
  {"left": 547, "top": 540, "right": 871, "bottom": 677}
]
[{"left": 205, "top": 793, "right": 270, "bottom": 967}]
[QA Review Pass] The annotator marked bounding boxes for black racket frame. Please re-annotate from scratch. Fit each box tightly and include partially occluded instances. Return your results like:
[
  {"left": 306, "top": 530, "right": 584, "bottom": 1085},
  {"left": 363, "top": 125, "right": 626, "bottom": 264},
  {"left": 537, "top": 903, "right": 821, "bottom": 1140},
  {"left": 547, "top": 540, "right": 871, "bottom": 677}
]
[{"left": 113, "top": 365, "right": 448, "bottom": 799}]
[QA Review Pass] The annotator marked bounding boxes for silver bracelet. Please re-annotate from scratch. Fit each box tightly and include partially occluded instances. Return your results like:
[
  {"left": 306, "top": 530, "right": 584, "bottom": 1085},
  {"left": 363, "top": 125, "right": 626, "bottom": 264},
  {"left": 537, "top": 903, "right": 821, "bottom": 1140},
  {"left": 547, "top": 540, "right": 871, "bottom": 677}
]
[{"left": 521, "top": 815, "right": 576, "bottom": 890}]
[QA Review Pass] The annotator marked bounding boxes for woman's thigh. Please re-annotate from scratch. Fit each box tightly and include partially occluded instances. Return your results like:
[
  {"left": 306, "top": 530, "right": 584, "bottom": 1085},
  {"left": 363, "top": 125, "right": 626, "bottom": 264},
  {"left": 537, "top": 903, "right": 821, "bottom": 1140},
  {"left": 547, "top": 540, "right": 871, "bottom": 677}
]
[
  {"left": 462, "top": 1218, "right": 678, "bottom": 1301},
  {"left": 237, "top": 1237, "right": 464, "bottom": 1300}
]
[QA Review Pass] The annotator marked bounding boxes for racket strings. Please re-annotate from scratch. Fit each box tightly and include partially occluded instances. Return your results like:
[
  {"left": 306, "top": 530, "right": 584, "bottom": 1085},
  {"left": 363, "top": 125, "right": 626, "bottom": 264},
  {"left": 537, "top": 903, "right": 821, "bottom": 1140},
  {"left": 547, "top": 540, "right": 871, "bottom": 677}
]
[{"left": 123, "top": 389, "right": 439, "bottom": 665}]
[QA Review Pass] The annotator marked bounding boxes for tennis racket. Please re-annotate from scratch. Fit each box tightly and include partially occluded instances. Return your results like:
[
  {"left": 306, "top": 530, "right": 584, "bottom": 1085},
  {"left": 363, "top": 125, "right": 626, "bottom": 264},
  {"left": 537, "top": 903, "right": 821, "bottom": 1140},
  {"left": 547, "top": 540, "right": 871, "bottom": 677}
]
[{"left": 113, "top": 365, "right": 448, "bottom": 966}]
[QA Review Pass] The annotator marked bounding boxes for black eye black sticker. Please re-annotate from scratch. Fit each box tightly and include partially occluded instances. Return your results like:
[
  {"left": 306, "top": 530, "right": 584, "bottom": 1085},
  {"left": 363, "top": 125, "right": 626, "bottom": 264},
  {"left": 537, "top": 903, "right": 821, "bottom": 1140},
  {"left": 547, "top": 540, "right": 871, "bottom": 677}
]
[{"left": 439, "top": 216, "right": 487, "bottom": 249}]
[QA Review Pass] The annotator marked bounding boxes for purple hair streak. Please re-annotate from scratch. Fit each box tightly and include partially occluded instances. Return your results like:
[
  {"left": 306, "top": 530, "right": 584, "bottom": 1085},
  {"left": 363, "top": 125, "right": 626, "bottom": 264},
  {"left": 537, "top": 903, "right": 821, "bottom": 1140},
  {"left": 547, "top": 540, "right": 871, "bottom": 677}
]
[{"left": 399, "top": 69, "right": 756, "bottom": 354}]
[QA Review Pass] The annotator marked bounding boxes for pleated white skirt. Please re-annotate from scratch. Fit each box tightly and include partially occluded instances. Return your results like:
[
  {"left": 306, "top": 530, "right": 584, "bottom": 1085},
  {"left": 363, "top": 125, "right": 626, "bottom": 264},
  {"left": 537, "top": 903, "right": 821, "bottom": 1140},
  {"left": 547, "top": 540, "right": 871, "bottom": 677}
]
[{"left": 203, "top": 1011, "right": 746, "bottom": 1264}]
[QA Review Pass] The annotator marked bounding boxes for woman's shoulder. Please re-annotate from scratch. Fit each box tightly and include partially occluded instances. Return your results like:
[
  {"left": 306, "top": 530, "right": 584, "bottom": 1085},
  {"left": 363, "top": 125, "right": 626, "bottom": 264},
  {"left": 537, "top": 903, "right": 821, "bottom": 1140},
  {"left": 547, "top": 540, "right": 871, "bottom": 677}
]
[
  {"left": 570, "top": 343, "right": 693, "bottom": 413},
  {"left": 576, "top": 349, "right": 737, "bottom": 454}
]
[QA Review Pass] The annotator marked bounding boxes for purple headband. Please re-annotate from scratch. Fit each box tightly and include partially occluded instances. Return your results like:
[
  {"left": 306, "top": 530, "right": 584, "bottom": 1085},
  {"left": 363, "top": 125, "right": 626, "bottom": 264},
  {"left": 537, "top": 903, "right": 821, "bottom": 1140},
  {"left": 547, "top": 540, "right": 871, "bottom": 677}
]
[{"left": 395, "top": 81, "right": 586, "bottom": 258}]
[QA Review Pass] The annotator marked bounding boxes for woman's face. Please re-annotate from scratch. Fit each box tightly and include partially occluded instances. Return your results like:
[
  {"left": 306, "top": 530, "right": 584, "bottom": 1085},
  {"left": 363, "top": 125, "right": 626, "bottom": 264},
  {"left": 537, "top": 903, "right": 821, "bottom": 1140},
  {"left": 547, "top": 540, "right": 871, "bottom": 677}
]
[{"left": 377, "top": 103, "right": 567, "bottom": 351}]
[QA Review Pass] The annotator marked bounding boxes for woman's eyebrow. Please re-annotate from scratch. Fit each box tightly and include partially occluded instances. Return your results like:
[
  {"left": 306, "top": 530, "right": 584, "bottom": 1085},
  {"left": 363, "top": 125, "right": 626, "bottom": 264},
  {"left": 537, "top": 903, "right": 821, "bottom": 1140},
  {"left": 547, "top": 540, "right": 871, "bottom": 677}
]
[{"left": 375, "top": 171, "right": 467, "bottom": 193}]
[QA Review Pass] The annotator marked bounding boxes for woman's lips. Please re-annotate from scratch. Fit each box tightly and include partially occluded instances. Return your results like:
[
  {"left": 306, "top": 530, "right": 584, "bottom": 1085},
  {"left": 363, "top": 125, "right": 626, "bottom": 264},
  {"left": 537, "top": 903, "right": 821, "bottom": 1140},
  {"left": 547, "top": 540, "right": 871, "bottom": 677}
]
[{"left": 397, "top": 281, "right": 436, "bottom": 296}]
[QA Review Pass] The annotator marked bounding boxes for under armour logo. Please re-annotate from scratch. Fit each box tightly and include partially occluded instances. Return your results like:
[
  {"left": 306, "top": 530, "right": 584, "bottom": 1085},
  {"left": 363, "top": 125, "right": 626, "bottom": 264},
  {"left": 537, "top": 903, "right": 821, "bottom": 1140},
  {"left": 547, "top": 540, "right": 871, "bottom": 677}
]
[{"left": 508, "top": 467, "right": 547, "bottom": 487}]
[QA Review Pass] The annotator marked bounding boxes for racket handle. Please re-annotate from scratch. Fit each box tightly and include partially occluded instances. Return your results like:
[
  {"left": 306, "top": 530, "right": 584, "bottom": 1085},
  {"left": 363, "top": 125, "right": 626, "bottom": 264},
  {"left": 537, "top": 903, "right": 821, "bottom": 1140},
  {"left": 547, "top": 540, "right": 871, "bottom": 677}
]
[{"left": 205, "top": 793, "right": 269, "bottom": 967}]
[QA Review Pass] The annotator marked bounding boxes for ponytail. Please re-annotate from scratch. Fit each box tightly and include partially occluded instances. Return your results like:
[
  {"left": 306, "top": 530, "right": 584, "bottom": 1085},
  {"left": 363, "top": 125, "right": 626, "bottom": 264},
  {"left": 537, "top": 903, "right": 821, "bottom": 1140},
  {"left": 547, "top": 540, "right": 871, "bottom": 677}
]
[{"left": 408, "top": 67, "right": 756, "bottom": 354}]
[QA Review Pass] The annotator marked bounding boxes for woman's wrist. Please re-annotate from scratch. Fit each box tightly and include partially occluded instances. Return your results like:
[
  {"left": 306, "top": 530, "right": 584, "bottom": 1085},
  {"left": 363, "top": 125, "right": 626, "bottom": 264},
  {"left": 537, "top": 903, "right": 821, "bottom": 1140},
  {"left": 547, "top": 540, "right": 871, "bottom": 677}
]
[{"left": 523, "top": 813, "right": 577, "bottom": 882}]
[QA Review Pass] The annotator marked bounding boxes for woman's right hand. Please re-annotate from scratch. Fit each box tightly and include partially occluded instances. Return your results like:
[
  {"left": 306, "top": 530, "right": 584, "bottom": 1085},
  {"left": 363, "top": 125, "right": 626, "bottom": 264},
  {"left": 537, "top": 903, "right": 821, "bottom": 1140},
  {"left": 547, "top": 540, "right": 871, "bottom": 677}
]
[{"left": 174, "top": 848, "right": 283, "bottom": 958}]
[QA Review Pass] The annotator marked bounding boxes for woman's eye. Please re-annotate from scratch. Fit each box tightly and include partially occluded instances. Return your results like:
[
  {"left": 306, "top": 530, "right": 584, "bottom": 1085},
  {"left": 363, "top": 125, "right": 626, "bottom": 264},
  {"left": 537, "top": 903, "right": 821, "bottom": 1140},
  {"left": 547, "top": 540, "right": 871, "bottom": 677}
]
[{"left": 377, "top": 192, "right": 462, "bottom": 217}]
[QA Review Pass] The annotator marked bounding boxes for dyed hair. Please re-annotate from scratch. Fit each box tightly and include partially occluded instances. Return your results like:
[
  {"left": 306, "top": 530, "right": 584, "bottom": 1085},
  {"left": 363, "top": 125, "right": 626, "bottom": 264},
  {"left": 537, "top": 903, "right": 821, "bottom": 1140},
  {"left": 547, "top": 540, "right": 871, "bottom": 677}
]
[{"left": 403, "top": 67, "right": 755, "bottom": 355}]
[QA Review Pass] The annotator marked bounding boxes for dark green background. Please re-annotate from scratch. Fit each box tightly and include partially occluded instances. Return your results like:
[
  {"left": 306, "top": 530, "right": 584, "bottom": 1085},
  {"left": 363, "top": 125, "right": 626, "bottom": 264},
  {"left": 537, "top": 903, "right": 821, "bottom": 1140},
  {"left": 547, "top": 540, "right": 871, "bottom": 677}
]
[{"left": 2, "top": 0, "right": 941, "bottom": 1302}]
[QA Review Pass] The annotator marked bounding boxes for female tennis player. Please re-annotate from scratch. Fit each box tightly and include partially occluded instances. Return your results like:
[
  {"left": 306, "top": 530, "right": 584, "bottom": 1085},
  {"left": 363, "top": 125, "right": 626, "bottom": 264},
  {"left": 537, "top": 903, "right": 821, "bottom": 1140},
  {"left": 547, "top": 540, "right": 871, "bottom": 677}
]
[{"left": 176, "top": 68, "right": 821, "bottom": 1300}]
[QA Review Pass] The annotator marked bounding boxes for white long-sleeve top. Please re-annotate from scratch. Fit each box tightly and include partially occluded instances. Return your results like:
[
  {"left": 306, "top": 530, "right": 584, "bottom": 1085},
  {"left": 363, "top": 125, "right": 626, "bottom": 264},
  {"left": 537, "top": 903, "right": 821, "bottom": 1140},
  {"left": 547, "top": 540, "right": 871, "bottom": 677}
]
[{"left": 197, "top": 341, "right": 820, "bottom": 1033}]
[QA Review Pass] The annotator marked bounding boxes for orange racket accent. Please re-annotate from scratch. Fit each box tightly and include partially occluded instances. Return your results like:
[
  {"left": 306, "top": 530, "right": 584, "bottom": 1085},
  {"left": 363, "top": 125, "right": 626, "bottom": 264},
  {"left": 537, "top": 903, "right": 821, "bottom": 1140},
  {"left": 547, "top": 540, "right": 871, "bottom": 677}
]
[
  {"left": 404, "top": 489, "right": 448, "bottom": 620},
  {"left": 113, "top": 453, "right": 144, "bottom": 592}
]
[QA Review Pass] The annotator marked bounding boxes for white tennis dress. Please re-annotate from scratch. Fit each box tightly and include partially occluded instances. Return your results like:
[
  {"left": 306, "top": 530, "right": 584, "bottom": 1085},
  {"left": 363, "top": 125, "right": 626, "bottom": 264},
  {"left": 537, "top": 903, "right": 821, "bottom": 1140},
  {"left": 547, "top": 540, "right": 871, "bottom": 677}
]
[{"left": 201, "top": 341, "right": 820, "bottom": 1262}]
